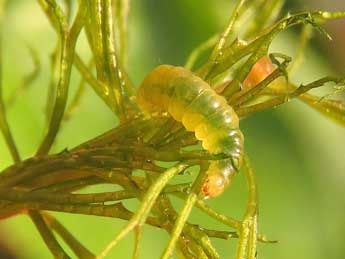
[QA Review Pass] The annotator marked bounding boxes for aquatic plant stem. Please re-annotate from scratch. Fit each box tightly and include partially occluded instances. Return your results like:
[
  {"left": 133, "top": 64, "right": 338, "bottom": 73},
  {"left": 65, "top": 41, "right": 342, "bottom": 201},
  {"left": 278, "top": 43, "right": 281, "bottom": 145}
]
[{"left": 97, "top": 164, "right": 188, "bottom": 259}]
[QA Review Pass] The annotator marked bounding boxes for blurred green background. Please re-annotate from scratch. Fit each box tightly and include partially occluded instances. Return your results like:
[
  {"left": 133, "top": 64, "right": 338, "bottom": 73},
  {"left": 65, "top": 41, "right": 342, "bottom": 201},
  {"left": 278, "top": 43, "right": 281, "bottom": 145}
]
[{"left": 0, "top": 1, "right": 344, "bottom": 258}]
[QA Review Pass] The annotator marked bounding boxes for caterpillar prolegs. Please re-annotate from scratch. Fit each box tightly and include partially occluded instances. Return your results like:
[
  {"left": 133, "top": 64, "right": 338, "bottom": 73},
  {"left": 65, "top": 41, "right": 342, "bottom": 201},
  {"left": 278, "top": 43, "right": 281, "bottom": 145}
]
[{"left": 137, "top": 65, "right": 244, "bottom": 198}]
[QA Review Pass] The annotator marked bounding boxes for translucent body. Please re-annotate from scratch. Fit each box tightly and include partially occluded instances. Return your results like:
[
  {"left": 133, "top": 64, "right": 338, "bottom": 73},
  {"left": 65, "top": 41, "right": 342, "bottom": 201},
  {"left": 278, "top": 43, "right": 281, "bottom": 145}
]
[
  {"left": 137, "top": 65, "right": 244, "bottom": 198},
  {"left": 243, "top": 56, "right": 275, "bottom": 88},
  {"left": 243, "top": 56, "right": 287, "bottom": 91}
]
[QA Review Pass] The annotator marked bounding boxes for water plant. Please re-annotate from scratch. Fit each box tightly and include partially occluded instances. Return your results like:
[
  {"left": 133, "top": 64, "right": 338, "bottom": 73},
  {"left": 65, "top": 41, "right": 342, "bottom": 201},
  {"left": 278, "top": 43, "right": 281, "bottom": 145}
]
[{"left": 0, "top": 1, "right": 344, "bottom": 258}]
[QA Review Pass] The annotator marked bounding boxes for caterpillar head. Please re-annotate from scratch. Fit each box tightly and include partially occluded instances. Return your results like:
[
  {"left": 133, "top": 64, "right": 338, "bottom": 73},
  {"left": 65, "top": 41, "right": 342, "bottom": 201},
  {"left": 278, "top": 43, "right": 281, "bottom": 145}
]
[
  {"left": 201, "top": 161, "right": 236, "bottom": 198},
  {"left": 201, "top": 174, "right": 227, "bottom": 198}
]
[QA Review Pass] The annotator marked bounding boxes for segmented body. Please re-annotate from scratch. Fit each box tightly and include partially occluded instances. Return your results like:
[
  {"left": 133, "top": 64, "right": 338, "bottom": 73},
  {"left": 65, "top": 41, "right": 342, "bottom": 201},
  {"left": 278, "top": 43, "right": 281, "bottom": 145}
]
[{"left": 137, "top": 65, "right": 244, "bottom": 198}]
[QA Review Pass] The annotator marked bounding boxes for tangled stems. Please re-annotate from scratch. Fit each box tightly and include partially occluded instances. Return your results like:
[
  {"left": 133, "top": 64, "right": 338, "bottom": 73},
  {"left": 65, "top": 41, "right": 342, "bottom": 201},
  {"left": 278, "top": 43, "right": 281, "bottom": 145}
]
[
  {"left": 0, "top": 1, "right": 344, "bottom": 258},
  {"left": 36, "top": 0, "right": 87, "bottom": 156}
]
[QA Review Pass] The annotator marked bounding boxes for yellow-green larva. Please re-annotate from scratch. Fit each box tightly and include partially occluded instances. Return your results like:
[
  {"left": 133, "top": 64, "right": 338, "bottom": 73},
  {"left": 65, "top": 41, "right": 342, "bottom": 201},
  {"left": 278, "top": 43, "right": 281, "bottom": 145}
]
[{"left": 137, "top": 65, "right": 244, "bottom": 198}]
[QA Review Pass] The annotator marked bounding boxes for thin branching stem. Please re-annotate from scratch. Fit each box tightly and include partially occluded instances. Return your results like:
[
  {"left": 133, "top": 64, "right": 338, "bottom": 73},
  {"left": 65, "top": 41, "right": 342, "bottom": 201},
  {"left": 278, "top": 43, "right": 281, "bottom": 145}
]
[
  {"left": 98, "top": 163, "right": 188, "bottom": 259},
  {"left": 236, "top": 155, "right": 258, "bottom": 259},
  {"left": 113, "top": 0, "right": 130, "bottom": 67},
  {"left": 288, "top": 25, "right": 313, "bottom": 74},
  {"left": 29, "top": 211, "right": 72, "bottom": 259},
  {"left": 63, "top": 59, "right": 92, "bottom": 121},
  {"left": 132, "top": 226, "right": 142, "bottom": 259},
  {"left": 199, "top": 0, "right": 246, "bottom": 79},
  {"left": 244, "top": 0, "right": 284, "bottom": 38},
  {"left": 42, "top": 212, "right": 96, "bottom": 259},
  {"left": 45, "top": 48, "right": 59, "bottom": 125},
  {"left": 161, "top": 165, "right": 208, "bottom": 259},
  {"left": 200, "top": 10, "right": 345, "bottom": 85},
  {"left": 102, "top": 0, "right": 126, "bottom": 119},
  {"left": 74, "top": 54, "right": 116, "bottom": 112},
  {"left": 236, "top": 77, "right": 345, "bottom": 123},
  {"left": 37, "top": 0, "right": 87, "bottom": 155}
]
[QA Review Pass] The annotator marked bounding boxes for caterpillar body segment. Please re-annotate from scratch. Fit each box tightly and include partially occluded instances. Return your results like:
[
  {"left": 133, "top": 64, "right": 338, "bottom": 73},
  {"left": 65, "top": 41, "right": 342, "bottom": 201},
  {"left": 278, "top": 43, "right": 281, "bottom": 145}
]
[{"left": 137, "top": 65, "right": 244, "bottom": 198}]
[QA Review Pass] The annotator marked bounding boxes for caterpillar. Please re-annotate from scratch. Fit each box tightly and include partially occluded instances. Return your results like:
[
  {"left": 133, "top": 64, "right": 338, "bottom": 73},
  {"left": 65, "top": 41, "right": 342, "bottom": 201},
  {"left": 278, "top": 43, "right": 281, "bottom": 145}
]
[{"left": 137, "top": 65, "right": 244, "bottom": 198}]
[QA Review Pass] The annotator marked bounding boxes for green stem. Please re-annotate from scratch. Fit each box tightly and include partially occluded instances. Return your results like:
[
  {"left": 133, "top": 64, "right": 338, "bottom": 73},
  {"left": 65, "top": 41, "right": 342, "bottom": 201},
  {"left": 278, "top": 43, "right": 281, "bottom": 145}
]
[
  {"left": 236, "top": 155, "right": 258, "bottom": 259},
  {"left": 37, "top": 1, "right": 86, "bottom": 155},
  {"left": 161, "top": 166, "right": 209, "bottom": 259},
  {"left": 97, "top": 163, "right": 188, "bottom": 259},
  {"left": 42, "top": 212, "right": 96, "bottom": 259},
  {"left": 200, "top": 0, "right": 246, "bottom": 79},
  {"left": 63, "top": 59, "right": 91, "bottom": 121},
  {"left": 0, "top": 189, "right": 137, "bottom": 205},
  {"left": 132, "top": 226, "right": 142, "bottom": 259},
  {"left": 113, "top": 0, "right": 130, "bottom": 67},
  {"left": 29, "top": 211, "right": 72, "bottom": 259},
  {"left": 74, "top": 55, "right": 116, "bottom": 112}
]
